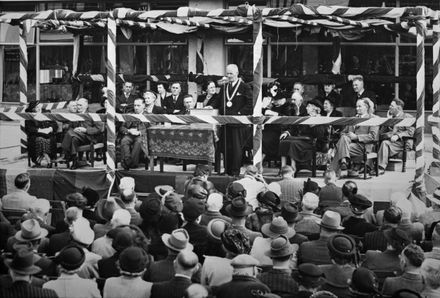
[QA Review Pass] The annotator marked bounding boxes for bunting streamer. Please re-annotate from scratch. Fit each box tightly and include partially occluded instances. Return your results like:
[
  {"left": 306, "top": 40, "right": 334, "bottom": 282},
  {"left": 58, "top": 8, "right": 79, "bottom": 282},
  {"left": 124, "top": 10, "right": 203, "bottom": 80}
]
[
  {"left": 106, "top": 16, "right": 117, "bottom": 187},
  {"left": 432, "top": 12, "right": 440, "bottom": 168},
  {"left": 414, "top": 21, "right": 427, "bottom": 201}
]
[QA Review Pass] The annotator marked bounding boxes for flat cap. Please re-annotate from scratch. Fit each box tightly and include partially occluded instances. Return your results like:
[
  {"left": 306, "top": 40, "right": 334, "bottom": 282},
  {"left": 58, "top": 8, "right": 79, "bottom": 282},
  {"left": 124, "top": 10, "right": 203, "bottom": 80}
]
[{"left": 231, "top": 254, "right": 260, "bottom": 268}]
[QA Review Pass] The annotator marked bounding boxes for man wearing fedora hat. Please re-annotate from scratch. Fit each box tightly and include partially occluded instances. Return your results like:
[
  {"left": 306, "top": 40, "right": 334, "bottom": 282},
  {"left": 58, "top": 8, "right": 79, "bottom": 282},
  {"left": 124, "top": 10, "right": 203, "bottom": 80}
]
[
  {"left": 103, "top": 246, "right": 153, "bottom": 298},
  {"left": 226, "top": 197, "right": 262, "bottom": 245},
  {"left": 257, "top": 236, "right": 298, "bottom": 297},
  {"left": 298, "top": 211, "right": 344, "bottom": 265},
  {"left": 43, "top": 244, "right": 101, "bottom": 298},
  {"left": 215, "top": 254, "right": 270, "bottom": 298},
  {"left": 151, "top": 250, "right": 199, "bottom": 298},
  {"left": 276, "top": 202, "right": 308, "bottom": 245},
  {"left": 1, "top": 247, "right": 58, "bottom": 298},
  {"left": 144, "top": 228, "right": 194, "bottom": 282},
  {"left": 294, "top": 263, "right": 324, "bottom": 298}
]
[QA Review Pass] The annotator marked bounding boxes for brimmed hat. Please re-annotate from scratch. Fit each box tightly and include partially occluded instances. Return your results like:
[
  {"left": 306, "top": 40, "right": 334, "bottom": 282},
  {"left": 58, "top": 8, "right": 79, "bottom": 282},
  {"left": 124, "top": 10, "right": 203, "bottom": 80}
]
[
  {"left": 31, "top": 199, "right": 51, "bottom": 214},
  {"left": 257, "top": 191, "right": 281, "bottom": 212},
  {"left": 225, "top": 197, "right": 252, "bottom": 217},
  {"left": 163, "top": 192, "right": 184, "bottom": 213},
  {"left": 206, "top": 193, "right": 223, "bottom": 212},
  {"left": 139, "top": 198, "right": 161, "bottom": 222},
  {"left": 304, "top": 178, "right": 320, "bottom": 193},
  {"left": 119, "top": 177, "right": 135, "bottom": 191},
  {"left": 95, "top": 197, "right": 126, "bottom": 222},
  {"left": 72, "top": 219, "right": 94, "bottom": 246},
  {"left": 56, "top": 244, "right": 86, "bottom": 271},
  {"left": 226, "top": 182, "right": 247, "bottom": 200},
  {"left": 307, "top": 97, "right": 324, "bottom": 111},
  {"left": 182, "top": 198, "right": 206, "bottom": 222},
  {"left": 15, "top": 219, "right": 48, "bottom": 242},
  {"left": 261, "top": 217, "right": 295, "bottom": 239},
  {"left": 280, "top": 201, "right": 302, "bottom": 224},
  {"left": 161, "top": 228, "right": 193, "bottom": 252},
  {"left": 112, "top": 229, "right": 134, "bottom": 252},
  {"left": 319, "top": 211, "right": 344, "bottom": 231},
  {"left": 221, "top": 228, "right": 251, "bottom": 254},
  {"left": 348, "top": 194, "right": 372, "bottom": 214},
  {"left": 207, "top": 218, "right": 230, "bottom": 242},
  {"left": 327, "top": 234, "right": 356, "bottom": 258},
  {"left": 65, "top": 193, "right": 88, "bottom": 209},
  {"left": 4, "top": 248, "right": 41, "bottom": 275},
  {"left": 119, "top": 246, "right": 148, "bottom": 276},
  {"left": 82, "top": 187, "right": 100, "bottom": 207},
  {"left": 302, "top": 192, "right": 319, "bottom": 210},
  {"left": 349, "top": 268, "right": 379, "bottom": 296},
  {"left": 154, "top": 185, "right": 175, "bottom": 197},
  {"left": 427, "top": 187, "right": 440, "bottom": 205},
  {"left": 231, "top": 254, "right": 259, "bottom": 268},
  {"left": 186, "top": 184, "right": 208, "bottom": 201},
  {"left": 265, "top": 235, "right": 294, "bottom": 258},
  {"left": 296, "top": 263, "right": 324, "bottom": 288}
]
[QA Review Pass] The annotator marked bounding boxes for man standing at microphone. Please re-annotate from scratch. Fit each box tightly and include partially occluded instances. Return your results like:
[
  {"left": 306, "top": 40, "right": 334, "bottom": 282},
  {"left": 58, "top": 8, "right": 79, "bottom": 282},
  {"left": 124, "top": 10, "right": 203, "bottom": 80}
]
[{"left": 218, "top": 64, "right": 252, "bottom": 176}]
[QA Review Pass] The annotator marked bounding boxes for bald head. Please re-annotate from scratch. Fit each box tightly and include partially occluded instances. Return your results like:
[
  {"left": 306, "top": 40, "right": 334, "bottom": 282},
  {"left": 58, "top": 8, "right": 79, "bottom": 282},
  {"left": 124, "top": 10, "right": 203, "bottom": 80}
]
[{"left": 226, "top": 64, "right": 239, "bottom": 83}]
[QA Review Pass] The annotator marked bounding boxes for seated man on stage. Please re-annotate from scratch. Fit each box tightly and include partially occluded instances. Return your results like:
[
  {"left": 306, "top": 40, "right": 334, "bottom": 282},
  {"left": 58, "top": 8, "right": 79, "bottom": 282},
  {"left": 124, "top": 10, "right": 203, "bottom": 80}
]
[
  {"left": 163, "top": 82, "right": 184, "bottom": 114},
  {"left": 373, "top": 98, "right": 414, "bottom": 175},
  {"left": 117, "top": 81, "right": 136, "bottom": 113},
  {"left": 119, "top": 98, "right": 149, "bottom": 170},
  {"left": 61, "top": 98, "right": 104, "bottom": 169},
  {"left": 180, "top": 94, "right": 194, "bottom": 115}
]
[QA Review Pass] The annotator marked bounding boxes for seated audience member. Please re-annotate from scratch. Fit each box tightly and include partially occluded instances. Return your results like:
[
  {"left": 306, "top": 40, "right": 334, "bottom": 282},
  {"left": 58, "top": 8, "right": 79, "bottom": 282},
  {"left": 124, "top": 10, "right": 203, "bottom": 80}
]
[
  {"left": 257, "top": 235, "right": 298, "bottom": 297},
  {"left": 425, "top": 222, "right": 440, "bottom": 260},
  {"left": 64, "top": 192, "right": 98, "bottom": 228},
  {"left": 143, "top": 90, "right": 165, "bottom": 114},
  {"left": 185, "top": 184, "right": 209, "bottom": 202},
  {"left": 251, "top": 217, "right": 296, "bottom": 269},
  {"left": 47, "top": 207, "right": 82, "bottom": 256},
  {"left": 103, "top": 246, "right": 152, "bottom": 298},
  {"left": 197, "top": 80, "right": 220, "bottom": 108},
  {"left": 184, "top": 164, "right": 217, "bottom": 197},
  {"left": 277, "top": 165, "right": 303, "bottom": 203},
  {"left": 44, "top": 244, "right": 101, "bottom": 298},
  {"left": 222, "top": 182, "right": 247, "bottom": 216},
  {"left": 348, "top": 268, "right": 380, "bottom": 298},
  {"left": 119, "top": 189, "right": 141, "bottom": 226},
  {"left": 362, "top": 228, "right": 410, "bottom": 283},
  {"left": 151, "top": 250, "right": 199, "bottom": 298},
  {"left": 319, "top": 234, "right": 358, "bottom": 298},
  {"left": 298, "top": 210, "right": 344, "bottom": 265},
  {"left": 236, "top": 165, "right": 267, "bottom": 210},
  {"left": 1, "top": 173, "right": 37, "bottom": 210},
  {"left": 200, "top": 193, "right": 231, "bottom": 226},
  {"left": 180, "top": 94, "right": 195, "bottom": 115},
  {"left": 330, "top": 98, "right": 379, "bottom": 176},
  {"left": 144, "top": 228, "right": 193, "bottom": 282},
  {"left": 0, "top": 248, "right": 58, "bottom": 298},
  {"left": 363, "top": 206, "right": 402, "bottom": 252},
  {"left": 277, "top": 202, "right": 308, "bottom": 245},
  {"left": 117, "top": 81, "right": 136, "bottom": 113},
  {"left": 318, "top": 170, "right": 343, "bottom": 210},
  {"left": 279, "top": 98, "right": 327, "bottom": 169},
  {"left": 92, "top": 208, "right": 131, "bottom": 258},
  {"left": 295, "top": 192, "right": 321, "bottom": 240},
  {"left": 163, "top": 82, "right": 184, "bottom": 114},
  {"left": 119, "top": 98, "right": 149, "bottom": 170},
  {"left": 419, "top": 187, "right": 440, "bottom": 235},
  {"left": 342, "top": 194, "right": 377, "bottom": 239},
  {"left": 373, "top": 98, "right": 414, "bottom": 175},
  {"left": 182, "top": 199, "right": 208, "bottom": 262},
  {"left": 303, "top": 178, "right": 320, "bottom": 196},
  {"left": 61, "top": 98, "right": 104, "bottom": 169},
  {"left": 184, "top": 284, "right": 209, "bottom": 298},
  {"left": 22, "top": 198, "right": 55, "bottom": 235},
  {"left": 93, "top": 196, "right": 126, "bottom": 237},
  {"left": 215, "top": 254, "right": 270, "bottom": 298},
  {"left": 294, "top": 263, "right": 324, "bottom": 298},
  {"left": 246, "top": 190, "right": 280, "bottom": 232},
  {"left": 382, "top": 244, "right": 425, "bottom": 296},
  {"left": 138, "top": 198, "right": 163, "bottom": 259},
  {"left": 421, "top": 258, "right": 440, "bottom": 297},
  {"left": 97, "top": 228, "right": 133, "bottom": 279},
  {"left": 156, "top": 82, "right": 170, "bottom": 107},
  {"left": 201, "top": 228, "right": 250, "bottom": 287},
  {"left": 226, "top": 197, "right": 262, "bottom": 245}
]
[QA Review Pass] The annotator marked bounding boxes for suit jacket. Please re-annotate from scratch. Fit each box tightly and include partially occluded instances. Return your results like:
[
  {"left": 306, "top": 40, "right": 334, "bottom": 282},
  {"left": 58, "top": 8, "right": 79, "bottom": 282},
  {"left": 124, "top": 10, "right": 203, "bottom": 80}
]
[
  {"left": 361, "top": 249, "right": 401, "bottom": 274},
  {"left": 47, "top": 231, "right": 72, "bottom": 256},
  {"left": 215, "top": 275, "right": 271, "bottom": 298},
  {"left": 1, "top": 190, "right": 37, "bottom": 210},
  {"left": 324, "top": 91, "right": 342, "bottom": 108},
  {"left": 298, "top": 236, "right": 332, "bottom": 265},
  {"left": 318, "top": 183, "right": 343, "bottom": 208},
  {"left": 162, "top": 94, "right": 184, "bottom": 114},
  {"left": 363, "top": 227, "right": 390, "bottom": 253},
  {"left": 356, "top": 89, "right": 377, "bottom": 105},
  {"left": 257, "top": 268, "right": 298, "bottom": 297},
  {"left": 380, "top": 112, "right": 415, "bottom": 148},
  {"left": 68, "top": 118, "right": 104, "bottom": 144},
  {"left": 382, "top": 272, "right": 425, "bottom": 297},
  {"left": 97, "top": 254, "right": 120, "bottom": 279},
  {"left": 182, "top": 222, "right": 209, "bottom": 262},
  {"left": 0, "top": 280, "right": 59, "bottom": 298},
  {"left": 151, "top": 276, "right": 192, "bottom": 298},
  {"left": 342, "top": 216, "right": 377, "bottom": 238},
  {"left": 149, "top": 105, "right": 165, "bottom": 114},
  {"left": 117, "top": 93, "right": 137, "bottom": 113},
  {"left": 345, "top": 114, "right": 380, "bottom": 152},
  {"left": 144, "top": 254, "right": 176, "bottom": 282},
  {"left": 218, "top": 80, "right": 252, "bottom": 115},
  {"left": 43, "top": 273, "right": 101, "bottom": 298}
]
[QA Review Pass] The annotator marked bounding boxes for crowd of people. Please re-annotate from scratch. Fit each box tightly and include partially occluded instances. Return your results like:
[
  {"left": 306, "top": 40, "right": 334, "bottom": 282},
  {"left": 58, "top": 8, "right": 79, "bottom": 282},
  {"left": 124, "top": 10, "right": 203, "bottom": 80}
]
[
  {"left": 24, "top": 64, "right": 415, "bottom": 177},
  {"left": 0, "top": 167, "right": 439, "bottom": 298}
]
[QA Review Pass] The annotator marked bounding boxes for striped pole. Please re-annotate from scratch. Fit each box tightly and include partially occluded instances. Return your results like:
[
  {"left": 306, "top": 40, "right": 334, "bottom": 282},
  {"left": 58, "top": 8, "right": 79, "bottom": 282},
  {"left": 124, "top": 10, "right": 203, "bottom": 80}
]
[
  {"left": 431, "top": 12, "right": 440, "bottom": 169},
  {"left": 19, "top": 22, "right": 28, "bottom": 154},
  {"left": 106, "top": 16, "right": 117, "bottom": 190},
  {"left": 413, "top": 20, "right": 427, "bottom": 202},
  {"left": 251, "top": 6, "right": 264, "bottom": 173}
]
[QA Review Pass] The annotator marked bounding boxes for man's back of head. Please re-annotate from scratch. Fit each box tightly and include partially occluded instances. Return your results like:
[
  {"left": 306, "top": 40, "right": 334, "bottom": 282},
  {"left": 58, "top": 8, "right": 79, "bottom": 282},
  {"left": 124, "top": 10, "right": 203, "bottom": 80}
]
[
  {"left": 402, "top": 244, "right": 424, "bottom": 269},
  {"left": 174, "top": 250, "right": 199, "bottom": 276},
  {"left": 15, "top": 173, "right": 30, "bottom": 190},
  {"left": 280, "top": 165, "right": 295, "bottom": 178}
]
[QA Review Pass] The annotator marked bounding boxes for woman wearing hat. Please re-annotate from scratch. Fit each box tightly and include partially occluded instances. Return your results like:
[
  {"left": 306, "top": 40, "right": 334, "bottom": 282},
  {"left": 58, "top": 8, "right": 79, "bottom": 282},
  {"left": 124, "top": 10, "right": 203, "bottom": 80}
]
[
  {"left": 24, "top": 101, "right": 58, "bottom": 167},
  {"left": 262, "top": 87, "right": 292, "bottom": 162},
  {"left": 279, "top": 97, "right": 327, "bottom": 170}
]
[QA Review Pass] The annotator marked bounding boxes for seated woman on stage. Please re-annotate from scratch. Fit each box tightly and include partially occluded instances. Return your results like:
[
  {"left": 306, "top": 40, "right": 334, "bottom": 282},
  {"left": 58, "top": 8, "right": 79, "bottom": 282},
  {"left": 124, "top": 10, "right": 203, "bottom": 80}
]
[
  {"left": 25, "top": 101, "right": 58, "bottom": 167},
  {"left": 279, "top": 98, "right": 327, "bottom": 170},
  {"left": 323, "top": 97, "right": 344, "bottom": 148},
  {"left": 262, "top": 84, "right": 292, "bottom": 162},
  {"left": 197, "top": 80, "right": 220, "bottom": 109},
  {"left": 330, "top": 97, "right": 379, "bottom": 176}
]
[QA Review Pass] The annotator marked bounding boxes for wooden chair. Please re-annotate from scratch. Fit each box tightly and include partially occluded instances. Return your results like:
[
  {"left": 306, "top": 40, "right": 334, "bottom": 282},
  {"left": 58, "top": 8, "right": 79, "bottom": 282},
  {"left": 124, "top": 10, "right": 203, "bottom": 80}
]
[
  {"left": 387, "top": 136, "right": 416, "bottom": 172},
  {"left": 66, "top": 140, "right": 106, "bottom": 168},
  {"left": 350, "top": 139, "right": 380, "bottom": 180}
]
